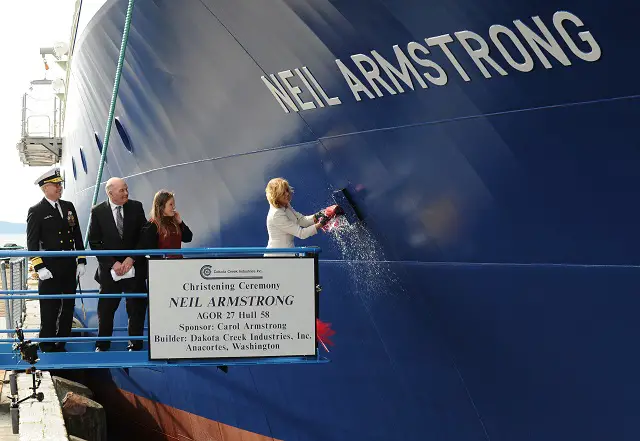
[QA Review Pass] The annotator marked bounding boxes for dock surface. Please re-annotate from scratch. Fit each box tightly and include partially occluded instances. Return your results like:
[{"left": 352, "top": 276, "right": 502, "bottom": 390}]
[
  {"left": 0, "top": 371, "right": 18, "bottom": 440},
  {"left": 0, "top": 269, "right": 18, "bottom": 440},
  {"left": 0, "top": 270, "right": 68, "bottom": 440}
]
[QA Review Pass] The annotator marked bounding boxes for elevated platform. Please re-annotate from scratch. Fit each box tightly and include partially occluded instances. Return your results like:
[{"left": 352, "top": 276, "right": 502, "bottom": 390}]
[
  {"left": 0, "top": 296, "right": 328, "bottom": 370},
  {"left": 16, "top": 137, "right": 61, "bottom": 167},
  {"left": 16, "top": 83, "right": 64, "bottom": 167},
  {"left": 0, "top": 247, "right": 330, "bottom": 371},
  {"left": 0, "top": 341, "right": 327, "bottom": 370}
]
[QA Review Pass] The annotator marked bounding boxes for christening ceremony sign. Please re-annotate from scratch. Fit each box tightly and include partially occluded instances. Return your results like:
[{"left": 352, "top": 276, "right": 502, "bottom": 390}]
[{"left": 148, "top": 257, "right": 317, "bottom": 360}]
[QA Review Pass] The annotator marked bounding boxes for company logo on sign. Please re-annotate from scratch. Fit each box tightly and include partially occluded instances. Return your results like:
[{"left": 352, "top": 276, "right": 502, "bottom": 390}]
[
  {"left": 200, "top": 265, "right": 213, "bottom": 279},
  {"left": 199, "top": 264, "right": 264, "bottom": 280}
]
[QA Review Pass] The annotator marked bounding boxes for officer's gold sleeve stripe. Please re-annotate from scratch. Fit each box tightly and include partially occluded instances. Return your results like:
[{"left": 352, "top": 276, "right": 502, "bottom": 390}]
[
  {"left": 77, "top": 256, "right": 86, "bottom": 260},
  {"left": 31, "top": 257, "right": 43, "bottom": 266}
]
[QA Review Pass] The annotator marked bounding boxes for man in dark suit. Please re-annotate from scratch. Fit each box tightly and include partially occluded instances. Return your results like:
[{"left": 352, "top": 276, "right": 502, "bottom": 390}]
[
  {"left": 88, "top": 177, "right": 147, "bottom": 351},
  {"left": 26, "top": 167, "right": 86, "bottom": 352}
]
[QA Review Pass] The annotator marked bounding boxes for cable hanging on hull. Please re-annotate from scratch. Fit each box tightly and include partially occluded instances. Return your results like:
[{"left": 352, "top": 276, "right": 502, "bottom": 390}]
[{"left": 83, "top": 0, "right": 136, "bottom": 247}]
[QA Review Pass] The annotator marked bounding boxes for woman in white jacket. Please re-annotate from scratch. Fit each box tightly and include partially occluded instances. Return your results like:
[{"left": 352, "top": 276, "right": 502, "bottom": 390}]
[
  {"left": 265, "top": 177, "right": 327, "bottom": 251},
  {"left": 265, "top": 178, "right": 338, "bottom": 348}
]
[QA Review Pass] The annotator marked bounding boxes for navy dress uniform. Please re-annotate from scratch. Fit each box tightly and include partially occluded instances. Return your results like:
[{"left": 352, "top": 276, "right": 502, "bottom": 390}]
[{"left": 26, "top": 168, "right": 86, "bottom": 352}]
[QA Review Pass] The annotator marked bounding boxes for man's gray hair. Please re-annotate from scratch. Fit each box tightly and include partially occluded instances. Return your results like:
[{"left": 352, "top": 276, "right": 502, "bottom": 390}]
[{"left": 105, "top": 177, "right": 123, "bottom": 195}]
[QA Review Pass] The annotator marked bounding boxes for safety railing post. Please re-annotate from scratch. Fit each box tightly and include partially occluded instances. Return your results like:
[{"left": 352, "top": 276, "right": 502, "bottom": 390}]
[
  {"left": 18, "top": 260, "right": 22, "bottom": 324},
  {"left": 17, "top": 259, "right": 26, "bottom": 326},
  {"left": 0, "top": 262, "right": 9, "bottom": 329},
  {"left": 9, "top": 259, "right": 16, "bottom": 326},
  {"left": 5, "top": 258, "right": 26, "bottom": 329},
  {"left": 8, "top": 261, "right": 15, "bottom": 328},
  {"left": 23, "top": 258, "right": 27, "bottom": 324}
]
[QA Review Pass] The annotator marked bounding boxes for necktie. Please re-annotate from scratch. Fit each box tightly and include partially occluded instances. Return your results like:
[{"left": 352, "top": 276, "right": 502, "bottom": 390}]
[
  {"left": 54, "top": 202, "right": 62, "bottom": 218},
  {"left": 116, "top": 206, "right": 124, "bottom": 238}
]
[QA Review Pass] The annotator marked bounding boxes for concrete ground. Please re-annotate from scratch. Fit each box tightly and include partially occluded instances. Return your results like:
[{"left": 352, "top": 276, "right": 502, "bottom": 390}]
[
  {"left": 0, "top": 272, "right": 68, "bottom": 440},
  {"left": 0, "top": 371, "right": 18, "bottom": 441}
]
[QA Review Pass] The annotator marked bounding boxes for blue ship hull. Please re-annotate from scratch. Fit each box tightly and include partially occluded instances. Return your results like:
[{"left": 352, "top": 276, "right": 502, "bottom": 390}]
[{"left": 62, "top": 0, "right": 640, "bottom": 440}]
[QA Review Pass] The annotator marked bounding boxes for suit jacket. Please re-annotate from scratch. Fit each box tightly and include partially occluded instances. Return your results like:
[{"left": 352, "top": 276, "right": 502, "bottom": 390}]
[
  {"left": 87, "top": 199, "right": 146, "bottom": 285},
  {"left": 26, "top": 198, "right": 86, "bottom": 272},
  {"left": 266, "top": 205, "right": 317, "bottom": 249}
]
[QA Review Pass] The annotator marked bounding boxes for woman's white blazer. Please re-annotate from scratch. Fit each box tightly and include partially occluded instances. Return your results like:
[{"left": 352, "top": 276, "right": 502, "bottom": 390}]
[{"left": 266, "top": 205, "right": 317, "bottom": 249}]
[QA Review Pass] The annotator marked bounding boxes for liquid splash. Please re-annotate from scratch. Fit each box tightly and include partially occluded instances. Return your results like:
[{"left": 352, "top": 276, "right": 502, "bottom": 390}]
[{"left": 325, "top": 216, "right": 403, "bottom": 301}]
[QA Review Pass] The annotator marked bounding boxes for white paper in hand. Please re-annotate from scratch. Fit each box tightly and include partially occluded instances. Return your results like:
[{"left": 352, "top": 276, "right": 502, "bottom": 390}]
[{"left": 111, "top": 266, "right": 135, "bottom": 282}]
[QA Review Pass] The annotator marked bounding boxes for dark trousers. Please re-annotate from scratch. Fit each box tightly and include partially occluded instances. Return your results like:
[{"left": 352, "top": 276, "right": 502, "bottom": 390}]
[
  {"left": 96, "top": 278, "right": 147, "bottom": 350},
  {"left": 38, "top": 264, "right": 76, "bottom": 352}
]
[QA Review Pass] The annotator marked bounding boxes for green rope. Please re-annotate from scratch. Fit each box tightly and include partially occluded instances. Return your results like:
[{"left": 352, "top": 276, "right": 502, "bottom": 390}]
[{"left": 83, "top": 0, "right": 136, "bottom": 248}]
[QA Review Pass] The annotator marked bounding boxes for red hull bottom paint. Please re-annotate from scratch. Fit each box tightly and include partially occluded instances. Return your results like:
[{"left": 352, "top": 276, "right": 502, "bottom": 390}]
[{"left": 97, "top": 385, "right": 279, "bottom": 441}]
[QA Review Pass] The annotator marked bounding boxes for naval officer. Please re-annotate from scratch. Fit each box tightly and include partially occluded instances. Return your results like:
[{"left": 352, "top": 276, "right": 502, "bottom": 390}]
[{"left": 26, "top": 167, "right": 86, "bottom": 352}]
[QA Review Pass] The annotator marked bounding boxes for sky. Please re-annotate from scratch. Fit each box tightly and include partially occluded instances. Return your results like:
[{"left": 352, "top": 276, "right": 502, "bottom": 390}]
[{"left": 0, "top": 0, "right": 76, "bottom": 223}]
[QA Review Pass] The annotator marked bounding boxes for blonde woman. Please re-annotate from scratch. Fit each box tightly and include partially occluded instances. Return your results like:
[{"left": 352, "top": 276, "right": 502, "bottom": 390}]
[
  {"left": 265, "top": 178, "right": 330, "bottom": 250},
  {"left": 139, "top": 190, "right": 193, "bottom": 258},
  {"left": 265, "top": 178, "right": 338, "bottom": 348}
]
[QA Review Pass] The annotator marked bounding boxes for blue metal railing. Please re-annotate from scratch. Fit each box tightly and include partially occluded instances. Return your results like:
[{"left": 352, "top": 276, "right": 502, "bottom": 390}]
[
  {"left": 0, "top": 326, "right": 139, "bottom": 333},
  {"left": 0, "top": 294, "right": 147, "bottom": 300},
  {"left": 0, "top": 247, "right": 320, "bottom": 258},
  {"left": 0, "top": 289, "right": 100, "bottom": 293},
  {"left": 0, "top": 246, "right": 327, "bottom": 369}
]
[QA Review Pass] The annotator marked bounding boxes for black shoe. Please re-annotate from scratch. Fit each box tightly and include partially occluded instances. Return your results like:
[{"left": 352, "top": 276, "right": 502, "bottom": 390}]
[
  {"left": 127, "top": 346, "right": 142, "bottom": 352},
  {"left": 95, "top": 347, "right": 108, "bottom": 352},
  {"left": 55, "top": 347, "right": 67, "bottom": 353}
]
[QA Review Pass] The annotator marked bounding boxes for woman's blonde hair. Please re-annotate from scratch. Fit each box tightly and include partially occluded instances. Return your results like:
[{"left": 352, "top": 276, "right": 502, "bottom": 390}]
[
  {"left": 149, "top": 190, "right": 178, "bottom": 238},
  {"left": 265, "top": 178, "right": 293, "bottom": 208}
]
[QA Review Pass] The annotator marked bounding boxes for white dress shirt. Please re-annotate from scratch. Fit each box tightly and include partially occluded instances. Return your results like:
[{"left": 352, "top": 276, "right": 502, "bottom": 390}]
[
  {"left": 266, "top": 204, "right": 317, "bottom": 250},
  {"left": 45, "top": 197, "right": 63, "bottom": 218}
]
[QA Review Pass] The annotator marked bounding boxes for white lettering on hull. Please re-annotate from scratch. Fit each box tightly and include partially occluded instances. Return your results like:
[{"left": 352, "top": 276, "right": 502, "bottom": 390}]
[{"left": 262, "top": 11, "right": 602, "bottom": 112}]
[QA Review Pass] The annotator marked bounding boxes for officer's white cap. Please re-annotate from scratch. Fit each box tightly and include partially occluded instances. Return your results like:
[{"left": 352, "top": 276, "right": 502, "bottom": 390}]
[{"left": 34, "top": 167, "right": 63, "bottom": 187}]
